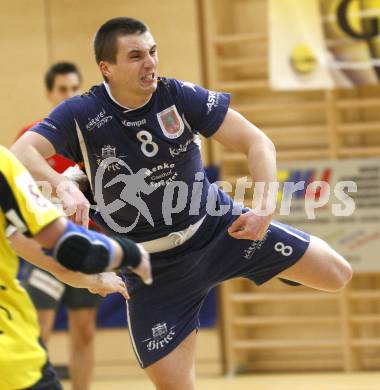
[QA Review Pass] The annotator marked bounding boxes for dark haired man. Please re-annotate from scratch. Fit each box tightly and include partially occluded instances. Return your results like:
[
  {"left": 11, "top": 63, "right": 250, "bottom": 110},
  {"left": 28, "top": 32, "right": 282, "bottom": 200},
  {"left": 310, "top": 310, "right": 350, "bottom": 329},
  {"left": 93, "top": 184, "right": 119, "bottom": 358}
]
[
  {"left": 18, "top": 61, "right": 81, "bottom": 172},
  {"left": 16, "top": 61, "right": 99, "bottom": 390},
  {"left": 12, "top": 17, "right": 353, "bottom": 390},
  {"left": 44, "top": 62, "right": 82, "bottom": 96}
]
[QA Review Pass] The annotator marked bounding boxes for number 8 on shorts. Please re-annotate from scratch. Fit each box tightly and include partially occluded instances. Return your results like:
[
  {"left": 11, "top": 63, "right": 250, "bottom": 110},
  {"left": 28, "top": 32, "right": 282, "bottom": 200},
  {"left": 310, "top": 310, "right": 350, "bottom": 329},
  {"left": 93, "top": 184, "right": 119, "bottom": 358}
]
[{"left": 274, "top": 242, "right": 293, "bottom": 257}]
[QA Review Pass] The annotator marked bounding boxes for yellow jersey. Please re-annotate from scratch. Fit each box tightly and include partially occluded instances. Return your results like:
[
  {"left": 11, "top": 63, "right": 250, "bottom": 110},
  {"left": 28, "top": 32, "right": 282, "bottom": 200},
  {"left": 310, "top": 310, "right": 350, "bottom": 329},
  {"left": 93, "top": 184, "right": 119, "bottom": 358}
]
[{"left": 0, "top": 146, "right": 61, "bottom": 389}]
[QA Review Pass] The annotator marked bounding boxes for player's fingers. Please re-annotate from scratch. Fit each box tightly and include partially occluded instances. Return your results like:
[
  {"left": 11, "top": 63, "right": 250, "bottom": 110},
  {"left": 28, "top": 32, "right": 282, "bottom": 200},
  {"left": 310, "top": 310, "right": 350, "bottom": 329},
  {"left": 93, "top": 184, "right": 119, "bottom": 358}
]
[
  {"left": 134, "top": 245, "right": 153, "bottom": 285},
  {"left": 115, "top": 279, "right": 129, "bottom": 298},
  {"left": 79, "top": 204, "right": 90, "bottom": 228},
  {"left": 81, "top": 207, "right": 90, "bottom": 229},
  {"left": 119, "top": 281, "right": 128, "bottom": 293},
  {"left": 119, "top": 286, "right": 130, "bottom": 300},
  {"left": 228, "top": 229, "right": 251, "bottom": 240},
  {"left": 74, "top": 208, "right": 83, "bottom": 226},
  {"left": 228, "top": 216, "right": 246, "bottom": 234},
  {"left": 118, "top": 278, "right": 125, "bottom": 286},
  {"left": 135, "top": 258, "right": 153, "bottom": 285},
  {"left": 254, "top": 229, "right": 267, "bottom": 240}
]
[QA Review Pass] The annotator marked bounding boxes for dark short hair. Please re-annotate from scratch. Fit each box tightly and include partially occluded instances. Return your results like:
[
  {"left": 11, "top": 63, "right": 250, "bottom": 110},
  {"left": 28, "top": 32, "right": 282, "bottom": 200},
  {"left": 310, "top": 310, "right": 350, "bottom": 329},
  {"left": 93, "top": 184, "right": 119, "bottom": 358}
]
[
  {"left": 94, "top": 17, "right": 148, "bottom": 64},
  {"left": 44, "top": 62, "right": 82, "bottom": 91}
]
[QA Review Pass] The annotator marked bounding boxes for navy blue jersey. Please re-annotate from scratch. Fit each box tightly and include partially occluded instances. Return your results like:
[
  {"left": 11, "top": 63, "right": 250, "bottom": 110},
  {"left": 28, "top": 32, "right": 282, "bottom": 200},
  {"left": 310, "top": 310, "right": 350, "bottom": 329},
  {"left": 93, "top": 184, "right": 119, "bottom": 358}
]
[{"left": 31, "top": 78, "right": 230, "bottom": 241}]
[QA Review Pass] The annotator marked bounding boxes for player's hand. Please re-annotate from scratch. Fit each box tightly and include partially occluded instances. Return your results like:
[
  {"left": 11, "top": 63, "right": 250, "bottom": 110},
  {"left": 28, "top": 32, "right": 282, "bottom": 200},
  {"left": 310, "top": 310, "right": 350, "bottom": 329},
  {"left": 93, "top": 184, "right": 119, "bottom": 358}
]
[
  {"left": 62, "top": 165, "right": 90, "bottom": 193},
  {"left": 88, "top": 272, "right": 129, "bottom": 300},
  {"left": 56, "top": 180, "right": 90, "bottom": 228},
  {"left": 228, "top": 211, "right": 272, "bottom": 240},
  {"left": 131, "top": 244, "right": 152, "bottom": 285}
]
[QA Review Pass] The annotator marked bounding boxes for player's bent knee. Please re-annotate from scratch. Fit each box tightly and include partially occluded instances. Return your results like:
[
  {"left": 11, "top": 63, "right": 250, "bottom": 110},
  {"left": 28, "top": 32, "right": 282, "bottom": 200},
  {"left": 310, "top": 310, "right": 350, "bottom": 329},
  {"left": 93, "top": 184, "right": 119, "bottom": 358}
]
[
  {"left": 330, "top": 258, "right": 353, "bottom": 291},
  {"left": 319, "top": 246, "right": 353, "bottom": 292},
  {"left": 314, "top": 236, "right": 353, "bottom": 291}
]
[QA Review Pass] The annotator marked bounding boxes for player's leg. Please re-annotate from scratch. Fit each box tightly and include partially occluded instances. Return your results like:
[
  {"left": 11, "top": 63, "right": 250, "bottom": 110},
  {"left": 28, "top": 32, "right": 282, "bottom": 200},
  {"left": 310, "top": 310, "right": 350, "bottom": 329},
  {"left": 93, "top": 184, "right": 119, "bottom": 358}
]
[
  {"left": 66, "top": 287, "right": 101, "bottom": 390},
  {"left": 36, "top": 309, "right": 56, "bottom": 344},
  {"left": 277, "top": 234, "right": 352, "bottom": 292},
  {"left": 124, "top": 247, "right": 211, "bottom": 390},
  {"left": 234, "top": 219, "right": 352, "bottom": 291},
  {"left": 144, "top": 330, "right": 197, "bottom": 390},
  {"left": 191, "top": 212, "right": 352, "bottom": 293},
  {"left": 67, "top": 308, "right": 97, "bottom": 390}
]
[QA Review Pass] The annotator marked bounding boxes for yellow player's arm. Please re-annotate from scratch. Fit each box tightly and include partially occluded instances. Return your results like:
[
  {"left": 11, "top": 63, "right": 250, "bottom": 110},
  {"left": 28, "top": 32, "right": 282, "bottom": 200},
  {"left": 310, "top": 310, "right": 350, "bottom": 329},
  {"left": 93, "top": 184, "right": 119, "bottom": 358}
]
[
  {"left": 0, "top": 146, "right": 151, "bottom": 285},
  {"left": 8, "top": 230, "right": 128, "bottom": 298}
]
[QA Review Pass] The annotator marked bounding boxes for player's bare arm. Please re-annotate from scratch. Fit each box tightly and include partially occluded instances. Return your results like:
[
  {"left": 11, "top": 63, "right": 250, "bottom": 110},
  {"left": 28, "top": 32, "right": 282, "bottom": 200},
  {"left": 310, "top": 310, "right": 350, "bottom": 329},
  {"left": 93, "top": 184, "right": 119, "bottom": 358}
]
[
  {"left": 11, "top": 132, "right": 90, "bottom": 227},
  {"left": 32, "top": 216, "right": 152, "bottom": 285},
  {"left": 213, "top": 108, "right": 277, "bottom": 240},
  {"left": 8, "top": 231, "right": 129, "bottom": 299}
]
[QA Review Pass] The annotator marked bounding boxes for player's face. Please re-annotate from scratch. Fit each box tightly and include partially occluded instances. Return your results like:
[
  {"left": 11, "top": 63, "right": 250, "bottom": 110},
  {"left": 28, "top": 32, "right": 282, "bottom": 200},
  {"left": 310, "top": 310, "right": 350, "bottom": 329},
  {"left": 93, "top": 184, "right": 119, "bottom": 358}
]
[
  {"left": 108, "top": 31, "right": 158, "bottom": 96},
  {"left": 47, "top": 73, "right": 81, "bottom": 107}
]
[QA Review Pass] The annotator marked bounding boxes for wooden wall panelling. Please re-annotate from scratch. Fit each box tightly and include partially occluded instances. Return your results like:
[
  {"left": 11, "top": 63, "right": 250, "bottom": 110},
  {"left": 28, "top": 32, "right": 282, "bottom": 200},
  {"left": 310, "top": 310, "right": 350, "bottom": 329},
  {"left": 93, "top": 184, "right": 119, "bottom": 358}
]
[
  {"left": 47, "top": 0, "right": 202, "bottom": 87},
  {"left": 0, "top": 0, "right": 49, "bottom": 146}
]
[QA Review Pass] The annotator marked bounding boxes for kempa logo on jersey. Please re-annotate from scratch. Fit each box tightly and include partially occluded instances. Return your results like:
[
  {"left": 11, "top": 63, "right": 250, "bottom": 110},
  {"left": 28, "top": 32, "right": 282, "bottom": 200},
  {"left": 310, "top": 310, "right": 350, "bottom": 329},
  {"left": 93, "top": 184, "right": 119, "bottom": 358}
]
[
  {"left": 122, "top": 119, "right": 147, "bottom": 127},
  {"left": 142, "top": 322, "right": 176, "bottom": 352},
  {"left": 86, "top": 108, "right": 113, "bottom": 131}
]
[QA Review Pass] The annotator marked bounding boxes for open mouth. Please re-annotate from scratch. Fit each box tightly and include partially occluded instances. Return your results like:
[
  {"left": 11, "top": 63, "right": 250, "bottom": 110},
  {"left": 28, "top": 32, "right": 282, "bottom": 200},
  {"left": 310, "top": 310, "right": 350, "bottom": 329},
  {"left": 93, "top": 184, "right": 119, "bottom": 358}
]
[{"left": 141, "top": 73, "right": 156, "bottom": 81}]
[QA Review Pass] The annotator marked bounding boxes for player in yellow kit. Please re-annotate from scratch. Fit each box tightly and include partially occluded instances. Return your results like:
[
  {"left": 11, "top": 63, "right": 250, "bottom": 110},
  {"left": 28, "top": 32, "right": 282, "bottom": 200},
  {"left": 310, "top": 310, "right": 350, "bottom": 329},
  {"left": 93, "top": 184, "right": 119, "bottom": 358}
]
[{"left": 0, "top": 145, "right": 151, "bottom": 389}]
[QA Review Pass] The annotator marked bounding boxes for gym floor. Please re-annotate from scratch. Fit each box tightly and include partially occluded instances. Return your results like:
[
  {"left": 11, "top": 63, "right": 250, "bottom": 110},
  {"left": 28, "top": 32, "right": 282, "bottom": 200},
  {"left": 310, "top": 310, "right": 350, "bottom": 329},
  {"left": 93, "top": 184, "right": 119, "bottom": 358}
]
[
  {"left": 51, "top": 329, "right": 380, "bottom": 390},
  {"left": 62, "top": 373, "right": 380, "bottom": 390}
]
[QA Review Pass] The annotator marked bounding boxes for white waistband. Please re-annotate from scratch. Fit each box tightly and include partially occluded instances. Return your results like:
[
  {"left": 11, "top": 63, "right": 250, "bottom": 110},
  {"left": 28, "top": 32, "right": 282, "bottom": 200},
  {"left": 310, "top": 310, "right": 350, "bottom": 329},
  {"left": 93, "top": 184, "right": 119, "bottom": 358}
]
[{"left": 140, "top": 215, "right": 206, "bottom": 253}]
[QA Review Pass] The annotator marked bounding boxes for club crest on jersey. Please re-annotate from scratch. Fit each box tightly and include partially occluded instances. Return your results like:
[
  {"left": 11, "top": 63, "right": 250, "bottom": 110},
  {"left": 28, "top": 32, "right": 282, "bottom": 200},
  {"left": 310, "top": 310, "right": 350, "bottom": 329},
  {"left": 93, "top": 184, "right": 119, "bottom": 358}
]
[{"left": 157, "top": 105, "right": 184, "bottom": 139}]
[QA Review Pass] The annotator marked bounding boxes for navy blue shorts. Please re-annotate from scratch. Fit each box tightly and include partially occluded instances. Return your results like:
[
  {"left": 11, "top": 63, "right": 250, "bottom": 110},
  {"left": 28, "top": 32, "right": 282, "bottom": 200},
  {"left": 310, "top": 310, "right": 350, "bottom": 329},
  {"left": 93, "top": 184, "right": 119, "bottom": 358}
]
[
  {"left": 22, "top": 264, "right": 102, "bottom": 310},
  {"left": 25, "top": 360, "right": 62, "bottom": 390},
  {"left": 124, "top": 206, "right": 310, "bottom": 368}
]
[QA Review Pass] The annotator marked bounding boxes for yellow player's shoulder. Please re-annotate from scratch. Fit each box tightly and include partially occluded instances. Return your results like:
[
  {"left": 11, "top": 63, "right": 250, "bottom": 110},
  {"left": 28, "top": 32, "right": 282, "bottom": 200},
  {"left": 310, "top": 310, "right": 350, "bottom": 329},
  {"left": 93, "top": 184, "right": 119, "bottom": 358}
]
[
  {"left": 0, "top": 144, "right": 62, "bottom": 236},
  {"left": 0, "top": 145, "right": 26, "bottom": 177}
]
